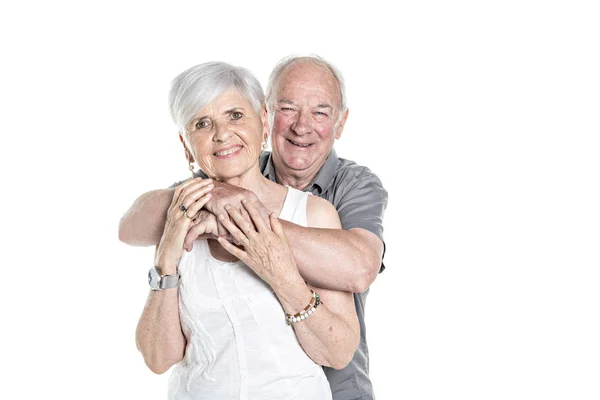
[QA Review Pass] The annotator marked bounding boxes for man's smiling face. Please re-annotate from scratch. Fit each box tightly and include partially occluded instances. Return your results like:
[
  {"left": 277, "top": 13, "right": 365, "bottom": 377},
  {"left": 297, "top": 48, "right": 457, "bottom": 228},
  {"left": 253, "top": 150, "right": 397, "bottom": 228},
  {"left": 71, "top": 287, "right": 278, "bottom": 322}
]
[{"left": 270, "top": 61, "right": 347, "bottom": 180}]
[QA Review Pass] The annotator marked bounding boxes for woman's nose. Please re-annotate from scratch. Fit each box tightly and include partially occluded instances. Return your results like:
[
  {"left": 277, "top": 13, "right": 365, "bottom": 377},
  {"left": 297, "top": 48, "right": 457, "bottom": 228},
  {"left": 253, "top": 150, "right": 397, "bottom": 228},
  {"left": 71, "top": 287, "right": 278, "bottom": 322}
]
[{"left": 213, "top": 121, "right": 233, "bottom": 141}]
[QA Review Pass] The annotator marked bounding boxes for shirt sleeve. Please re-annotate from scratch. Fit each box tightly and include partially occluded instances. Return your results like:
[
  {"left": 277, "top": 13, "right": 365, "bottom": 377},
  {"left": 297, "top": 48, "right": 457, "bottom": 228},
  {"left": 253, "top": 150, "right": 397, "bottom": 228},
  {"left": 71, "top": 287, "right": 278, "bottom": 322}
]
[
  {"left": 334, "top": 166, "right": 388, "bottom": 273},
  {"left": 335, "top": 166, "right": 388, "bottom": 242},
  {"left": 168, "top": 170, "right": 209, "bottom": 188}
]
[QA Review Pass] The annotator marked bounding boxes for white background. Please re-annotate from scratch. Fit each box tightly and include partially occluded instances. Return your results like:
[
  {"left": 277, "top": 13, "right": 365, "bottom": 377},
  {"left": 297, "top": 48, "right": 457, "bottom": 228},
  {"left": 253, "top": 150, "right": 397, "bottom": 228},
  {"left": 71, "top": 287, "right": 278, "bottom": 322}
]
[{"left": 1, "top": 1, "right": 599, "bottom": 399}]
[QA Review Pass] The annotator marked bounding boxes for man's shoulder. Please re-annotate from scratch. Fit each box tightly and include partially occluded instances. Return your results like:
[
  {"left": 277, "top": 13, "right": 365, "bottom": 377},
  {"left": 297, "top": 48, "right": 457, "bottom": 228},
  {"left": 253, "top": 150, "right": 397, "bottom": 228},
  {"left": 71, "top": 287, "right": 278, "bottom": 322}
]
[{"left": 331, "top": 156, "right": 384, "bottom": 189}]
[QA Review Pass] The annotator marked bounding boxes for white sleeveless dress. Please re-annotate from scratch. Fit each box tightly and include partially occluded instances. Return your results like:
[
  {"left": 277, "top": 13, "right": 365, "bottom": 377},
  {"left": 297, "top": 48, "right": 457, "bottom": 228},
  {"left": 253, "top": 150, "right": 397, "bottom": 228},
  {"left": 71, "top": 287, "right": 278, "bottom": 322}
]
[{"left": 168, "top": 187, "right": 332, "bottom": 400}]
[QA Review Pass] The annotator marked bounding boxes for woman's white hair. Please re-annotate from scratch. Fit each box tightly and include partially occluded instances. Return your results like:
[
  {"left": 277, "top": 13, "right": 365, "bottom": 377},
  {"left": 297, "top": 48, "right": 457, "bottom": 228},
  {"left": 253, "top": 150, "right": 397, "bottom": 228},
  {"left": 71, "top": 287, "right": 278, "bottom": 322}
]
[
  {"left": 169, "top": 62, "right": 265, "bottom": 134},
  {"left": 265, "top": 54, "right": 348, "bottom": 118}
]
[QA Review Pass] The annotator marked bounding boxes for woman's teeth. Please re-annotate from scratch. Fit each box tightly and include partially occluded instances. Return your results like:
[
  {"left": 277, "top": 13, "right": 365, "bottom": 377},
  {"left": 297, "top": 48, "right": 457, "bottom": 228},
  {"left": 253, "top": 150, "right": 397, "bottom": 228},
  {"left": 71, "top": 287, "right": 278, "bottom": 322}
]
[{"left": 215, "top": 146, "right": 241, "bottom": 156}]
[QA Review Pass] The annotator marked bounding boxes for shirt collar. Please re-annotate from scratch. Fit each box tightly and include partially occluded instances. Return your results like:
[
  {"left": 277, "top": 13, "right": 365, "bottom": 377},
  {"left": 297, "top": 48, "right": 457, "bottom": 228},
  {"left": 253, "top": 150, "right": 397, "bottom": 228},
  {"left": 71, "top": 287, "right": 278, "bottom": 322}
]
[
  {"left": 307, "top": 149, "right": 338, "bottom": 194},
  {"left": 263, "top": 149, "right": 339, "bottom": 193},
  {"left": 262, "top": 151, "right": 278, "bottom": 182}
]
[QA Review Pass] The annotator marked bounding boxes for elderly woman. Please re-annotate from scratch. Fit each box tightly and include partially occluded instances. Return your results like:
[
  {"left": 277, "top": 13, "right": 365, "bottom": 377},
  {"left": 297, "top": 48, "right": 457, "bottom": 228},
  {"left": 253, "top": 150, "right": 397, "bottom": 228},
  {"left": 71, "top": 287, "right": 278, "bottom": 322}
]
[{"left": 135, "top": 62, "right": 359, "bottom": 399}]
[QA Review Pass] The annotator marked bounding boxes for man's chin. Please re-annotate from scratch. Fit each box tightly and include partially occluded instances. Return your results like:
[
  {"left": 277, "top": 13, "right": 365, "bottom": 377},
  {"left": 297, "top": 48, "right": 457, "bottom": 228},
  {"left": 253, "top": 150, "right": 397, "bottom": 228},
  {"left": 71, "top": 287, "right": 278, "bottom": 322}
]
[{"left": 281, "top": 157, "right": 314, "bottom": 172}]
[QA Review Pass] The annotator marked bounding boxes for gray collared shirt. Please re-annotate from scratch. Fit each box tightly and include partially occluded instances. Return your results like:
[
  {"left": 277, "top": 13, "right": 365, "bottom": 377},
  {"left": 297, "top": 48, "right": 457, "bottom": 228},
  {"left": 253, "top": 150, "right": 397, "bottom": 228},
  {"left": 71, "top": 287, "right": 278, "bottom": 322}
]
[{"left": 260, "top": 149, "right": 388, "bottom": 400}]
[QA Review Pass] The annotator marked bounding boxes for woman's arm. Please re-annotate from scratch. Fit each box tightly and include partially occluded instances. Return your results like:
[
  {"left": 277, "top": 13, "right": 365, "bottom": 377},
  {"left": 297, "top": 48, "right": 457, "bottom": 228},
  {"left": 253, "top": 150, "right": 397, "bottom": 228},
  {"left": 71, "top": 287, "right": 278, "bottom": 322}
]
[
  {"left": 136, "top": 273, "right": 186, "bottom": 374},
  {"left": 217, "top": 199, "right": 360, "bottom": 369},
  {"left": 274, "top": 276, "right": 360, "bottom": 369},
  {"left": 135, "top": 179, "right": 214, "bottom": 373}
]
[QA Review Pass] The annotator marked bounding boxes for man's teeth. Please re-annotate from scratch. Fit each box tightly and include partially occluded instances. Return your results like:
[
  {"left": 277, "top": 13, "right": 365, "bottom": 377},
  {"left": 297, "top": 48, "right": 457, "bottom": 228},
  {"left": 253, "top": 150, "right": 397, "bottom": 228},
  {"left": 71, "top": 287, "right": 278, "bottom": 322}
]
[
  {"left": 215, "top": 146, "right": 241, "bottom": 156},
  {"left": 289, "top": 140, "right": 311, "bottom": 147}
]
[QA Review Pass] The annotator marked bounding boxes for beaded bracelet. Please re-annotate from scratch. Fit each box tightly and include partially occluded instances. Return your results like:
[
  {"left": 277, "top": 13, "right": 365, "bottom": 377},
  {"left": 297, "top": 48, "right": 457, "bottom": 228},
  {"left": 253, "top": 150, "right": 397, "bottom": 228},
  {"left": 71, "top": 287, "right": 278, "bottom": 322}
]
[{"left": 285, "top": 290, "right": 321, "bottom": 325}]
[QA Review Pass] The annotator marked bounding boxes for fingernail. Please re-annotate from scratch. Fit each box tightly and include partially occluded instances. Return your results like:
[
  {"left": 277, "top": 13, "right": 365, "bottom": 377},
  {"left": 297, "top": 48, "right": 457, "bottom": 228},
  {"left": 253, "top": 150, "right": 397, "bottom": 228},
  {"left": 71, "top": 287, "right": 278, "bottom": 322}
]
[{"left": 241, "top": 199, "right": 247, "bottom": 204}]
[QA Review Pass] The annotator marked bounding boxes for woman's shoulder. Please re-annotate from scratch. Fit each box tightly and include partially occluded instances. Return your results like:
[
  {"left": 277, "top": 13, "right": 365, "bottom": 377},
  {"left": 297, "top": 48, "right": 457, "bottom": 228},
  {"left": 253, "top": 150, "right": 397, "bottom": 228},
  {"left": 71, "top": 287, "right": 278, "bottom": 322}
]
[{"left": 306, "top": 194, "right": 341, "bottom": 229}]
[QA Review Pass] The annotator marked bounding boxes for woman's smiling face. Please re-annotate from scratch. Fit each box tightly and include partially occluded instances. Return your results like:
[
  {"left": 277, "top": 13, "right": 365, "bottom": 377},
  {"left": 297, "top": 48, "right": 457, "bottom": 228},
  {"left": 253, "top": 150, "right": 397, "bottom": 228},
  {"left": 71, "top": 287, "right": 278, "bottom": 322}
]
[{"left": 183, "top": 89, "right": 268, "bottom": 180}]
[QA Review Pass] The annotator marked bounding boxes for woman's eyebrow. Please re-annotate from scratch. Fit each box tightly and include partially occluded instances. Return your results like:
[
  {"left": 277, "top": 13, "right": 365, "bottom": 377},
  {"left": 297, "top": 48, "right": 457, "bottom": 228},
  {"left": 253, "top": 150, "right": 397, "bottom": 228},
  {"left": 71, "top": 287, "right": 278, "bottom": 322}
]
[{"left": 223, "top": 107, "right": 245, "bottom": 114}]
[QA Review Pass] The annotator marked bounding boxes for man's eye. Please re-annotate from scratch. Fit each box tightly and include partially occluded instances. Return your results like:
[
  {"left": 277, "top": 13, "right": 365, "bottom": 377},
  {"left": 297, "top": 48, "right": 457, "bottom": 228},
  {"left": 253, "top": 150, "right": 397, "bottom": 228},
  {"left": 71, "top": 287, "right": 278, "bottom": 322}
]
[
  {"left": 231, "top": 111, "right": 243, "bottom": 120},
  {"left": 280, "top": 107, "right": 294, "bottom": 112},
  {"left": 315, "top": 111, "right": 328, "bottom": 116}
]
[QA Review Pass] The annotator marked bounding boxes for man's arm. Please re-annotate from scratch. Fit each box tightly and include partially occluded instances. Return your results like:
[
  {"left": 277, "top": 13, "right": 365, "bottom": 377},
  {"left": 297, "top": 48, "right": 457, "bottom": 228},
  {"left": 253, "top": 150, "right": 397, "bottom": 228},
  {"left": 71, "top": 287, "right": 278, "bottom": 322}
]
[
  {"left": 118, "top": 178, "right": 219, "bottom": 246},
  {"left": 119, "top": 188, "right": 174, "bottom": 246},
  {"left": 279, "top": 221, "right": 383, "bottom": 293},
  {"left": 120, "top": 170, "right": 388, "bottom": 293},
  {"left": 281, "top": 165, "right": 388, "bottom": 293}
]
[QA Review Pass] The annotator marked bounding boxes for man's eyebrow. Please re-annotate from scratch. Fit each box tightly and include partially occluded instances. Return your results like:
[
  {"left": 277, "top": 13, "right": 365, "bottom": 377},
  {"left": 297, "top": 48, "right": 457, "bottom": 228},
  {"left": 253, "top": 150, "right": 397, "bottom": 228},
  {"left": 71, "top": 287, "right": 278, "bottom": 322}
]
[
  {"left": 278, "top": 99, "right": 295, "bottom": 105},
  {"left": 316, "top": 104, "right": 333, "bottom": 110}
]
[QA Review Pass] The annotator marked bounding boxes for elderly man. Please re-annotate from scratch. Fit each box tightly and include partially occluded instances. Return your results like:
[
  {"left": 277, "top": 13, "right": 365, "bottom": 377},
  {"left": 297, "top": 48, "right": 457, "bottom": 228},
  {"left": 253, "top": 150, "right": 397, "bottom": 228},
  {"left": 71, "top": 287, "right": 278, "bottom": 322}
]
[{"left": 119, "top": 55, "right": 388, "bottom": 399}]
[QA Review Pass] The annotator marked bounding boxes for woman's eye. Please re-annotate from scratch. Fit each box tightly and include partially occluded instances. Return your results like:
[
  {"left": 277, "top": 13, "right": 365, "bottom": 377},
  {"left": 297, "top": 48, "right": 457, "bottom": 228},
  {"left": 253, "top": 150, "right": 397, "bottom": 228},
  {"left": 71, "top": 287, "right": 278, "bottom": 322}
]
[
  {"left": 196, "top": 120, "right": 211, "bottom": 129},
  {"left": 231, "top": 111, "right": 243, "bottom": 120}
]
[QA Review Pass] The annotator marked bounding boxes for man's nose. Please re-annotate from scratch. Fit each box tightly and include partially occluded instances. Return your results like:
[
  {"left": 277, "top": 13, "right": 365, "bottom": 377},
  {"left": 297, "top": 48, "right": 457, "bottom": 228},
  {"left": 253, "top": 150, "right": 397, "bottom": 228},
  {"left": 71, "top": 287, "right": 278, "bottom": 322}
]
[{"left": 291, "top": 111, "right": 312, "bottom": 136}]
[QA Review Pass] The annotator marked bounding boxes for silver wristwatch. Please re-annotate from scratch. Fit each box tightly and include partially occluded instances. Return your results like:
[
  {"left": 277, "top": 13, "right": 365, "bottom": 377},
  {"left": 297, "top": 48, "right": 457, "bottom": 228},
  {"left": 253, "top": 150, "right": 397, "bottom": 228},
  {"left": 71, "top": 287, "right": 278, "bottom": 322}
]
[{"left": 148, "top": 267, "right": 180, "bottom": 291}]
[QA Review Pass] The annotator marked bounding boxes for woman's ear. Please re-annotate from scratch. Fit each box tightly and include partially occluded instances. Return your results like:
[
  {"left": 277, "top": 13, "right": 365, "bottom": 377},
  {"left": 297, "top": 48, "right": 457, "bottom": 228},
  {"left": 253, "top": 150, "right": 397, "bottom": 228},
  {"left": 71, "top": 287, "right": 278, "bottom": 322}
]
[
  {"left": 261, "top": 106, "right": 270, "bottom": 142},
  {"left": 179, "top": 133, "right": 195, "bottom": 163}
]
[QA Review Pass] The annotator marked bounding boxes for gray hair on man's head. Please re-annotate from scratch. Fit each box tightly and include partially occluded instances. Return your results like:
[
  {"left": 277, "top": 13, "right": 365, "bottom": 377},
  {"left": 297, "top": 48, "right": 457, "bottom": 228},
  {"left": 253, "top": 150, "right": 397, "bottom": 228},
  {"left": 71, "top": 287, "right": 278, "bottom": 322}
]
[
  {"left": 169, "top": 61, "right": 265, "bottom": 134},
  {"left": 265, "top": 54, "right": 348, "bottom": 117}
]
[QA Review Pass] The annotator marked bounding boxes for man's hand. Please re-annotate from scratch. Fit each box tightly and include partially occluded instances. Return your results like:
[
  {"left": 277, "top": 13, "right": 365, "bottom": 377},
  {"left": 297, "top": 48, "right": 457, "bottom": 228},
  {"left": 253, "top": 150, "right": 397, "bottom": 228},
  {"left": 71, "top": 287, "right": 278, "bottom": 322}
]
[
  {"left": 204, "top": 180, "right": 272, "bottom": 228},
  {"left": 183, "top": 210, "right": 232, "bottom": 251},
  {"left": 204, "top": 181, "right": 254, "bottom": 215},
  {"left": 182, "top": 181, "right": 271, "bottom": 250}
]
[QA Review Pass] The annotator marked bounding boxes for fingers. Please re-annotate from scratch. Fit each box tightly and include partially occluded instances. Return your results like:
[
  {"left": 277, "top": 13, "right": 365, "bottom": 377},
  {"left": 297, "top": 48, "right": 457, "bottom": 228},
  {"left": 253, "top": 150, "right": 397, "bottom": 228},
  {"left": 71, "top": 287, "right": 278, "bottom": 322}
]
[
  {"left": 239, "top": 204, "right": 252, "bottom": 224},
  {"left": 223, "top": 204, "right": 257, "bottom": 239},
  {"left": 184, "top": 191, "right": 212, "bottom": 220},
  {"left": 184, "top": 220, "right": 209, "bottom": 251},
  {"left": 217, "top": 236, "right": 247, "bottom": 261},
  {"left": 179, "top": 180, "right": 214, "bottom": 210},
  {"left": 218, "top": 210, "right": 250, "bottom": 246},
  {"left": 171, "top": 178, "right": 212, "bottom": 207},
  {"left": 241, "top": 200, "right": 269, "bottom": 233},
  {"left": 270, "top": 213, "right": 285, "bottom": 236}
]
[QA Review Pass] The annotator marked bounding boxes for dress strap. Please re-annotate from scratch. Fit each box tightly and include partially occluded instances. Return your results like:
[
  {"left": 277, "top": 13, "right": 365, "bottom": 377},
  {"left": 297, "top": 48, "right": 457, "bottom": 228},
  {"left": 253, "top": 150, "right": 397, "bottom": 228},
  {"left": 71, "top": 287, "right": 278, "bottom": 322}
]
[{"left": 278, "top": 186, "right": 309, "bottom": 226}]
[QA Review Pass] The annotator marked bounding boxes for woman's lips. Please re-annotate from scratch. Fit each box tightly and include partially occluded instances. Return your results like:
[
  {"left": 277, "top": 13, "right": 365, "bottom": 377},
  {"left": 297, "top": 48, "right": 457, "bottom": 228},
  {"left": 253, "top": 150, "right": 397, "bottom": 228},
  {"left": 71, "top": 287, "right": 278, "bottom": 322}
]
[{"left": 214, "top": 145, "right": 242, "bottom": 157}]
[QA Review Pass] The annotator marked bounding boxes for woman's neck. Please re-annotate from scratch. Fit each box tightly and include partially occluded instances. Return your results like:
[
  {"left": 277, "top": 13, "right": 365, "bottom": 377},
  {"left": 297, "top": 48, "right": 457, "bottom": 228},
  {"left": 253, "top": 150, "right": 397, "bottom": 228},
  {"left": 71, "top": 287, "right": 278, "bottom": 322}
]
[{"left": 221, "top": 166, "right": 275, "bottom": 206}]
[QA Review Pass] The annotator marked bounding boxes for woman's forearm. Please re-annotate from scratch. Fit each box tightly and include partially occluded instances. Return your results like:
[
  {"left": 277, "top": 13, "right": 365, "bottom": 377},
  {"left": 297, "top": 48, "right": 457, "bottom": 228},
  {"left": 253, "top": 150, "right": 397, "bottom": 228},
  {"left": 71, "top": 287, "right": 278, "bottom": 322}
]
[
  {"left": 136, "top": 284, "right": 185, "bottom": 374},
  {"left": 274, "top": 279, "right": 360, "bottom": 370}
]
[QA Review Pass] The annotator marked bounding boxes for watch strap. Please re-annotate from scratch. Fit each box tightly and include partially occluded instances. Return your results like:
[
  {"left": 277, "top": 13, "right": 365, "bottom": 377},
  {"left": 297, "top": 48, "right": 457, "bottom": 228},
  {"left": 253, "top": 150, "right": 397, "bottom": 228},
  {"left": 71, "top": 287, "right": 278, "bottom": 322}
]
[{"left": 159, "top": 273, "right": 180, "bottom": 290}]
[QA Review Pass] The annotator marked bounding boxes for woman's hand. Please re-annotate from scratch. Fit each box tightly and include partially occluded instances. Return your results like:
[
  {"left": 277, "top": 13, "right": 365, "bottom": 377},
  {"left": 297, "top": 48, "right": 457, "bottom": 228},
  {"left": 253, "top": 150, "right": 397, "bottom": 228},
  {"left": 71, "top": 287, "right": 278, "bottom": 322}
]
[
  {"left": 155, "top": 178, "right": 213, "bottom": 271},
  {"left": 216, "top": 200, "right": 302, "bottom": 291},
  {"left": 183, "top": 209, "right": 234, "bottom": 251}
]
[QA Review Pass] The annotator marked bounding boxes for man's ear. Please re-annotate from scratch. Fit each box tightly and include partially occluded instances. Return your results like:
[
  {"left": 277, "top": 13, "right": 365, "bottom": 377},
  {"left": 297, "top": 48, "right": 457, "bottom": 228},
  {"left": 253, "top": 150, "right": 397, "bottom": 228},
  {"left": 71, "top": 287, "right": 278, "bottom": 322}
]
[
  {"left": 179, "top": 133, "right": 195, "bottom": 163},
  {"left": 334, "top": 109, "right": 349, "bottom": 140}
]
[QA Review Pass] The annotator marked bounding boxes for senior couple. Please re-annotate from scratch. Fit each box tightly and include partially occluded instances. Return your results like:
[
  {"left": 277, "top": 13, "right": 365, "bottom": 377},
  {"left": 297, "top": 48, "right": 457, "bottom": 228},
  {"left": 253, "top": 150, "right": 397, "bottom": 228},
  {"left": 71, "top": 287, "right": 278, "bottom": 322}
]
[{"left": 120, "top": 55, "right": 388, "bottom": 399}]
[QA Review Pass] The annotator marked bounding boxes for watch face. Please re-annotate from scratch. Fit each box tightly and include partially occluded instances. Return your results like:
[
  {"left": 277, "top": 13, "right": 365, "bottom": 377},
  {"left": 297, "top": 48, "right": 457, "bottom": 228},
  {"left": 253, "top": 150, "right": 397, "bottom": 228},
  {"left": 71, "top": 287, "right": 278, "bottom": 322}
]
[{"left": 148, "top": 268, "right": 160, "bottom": 289}]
